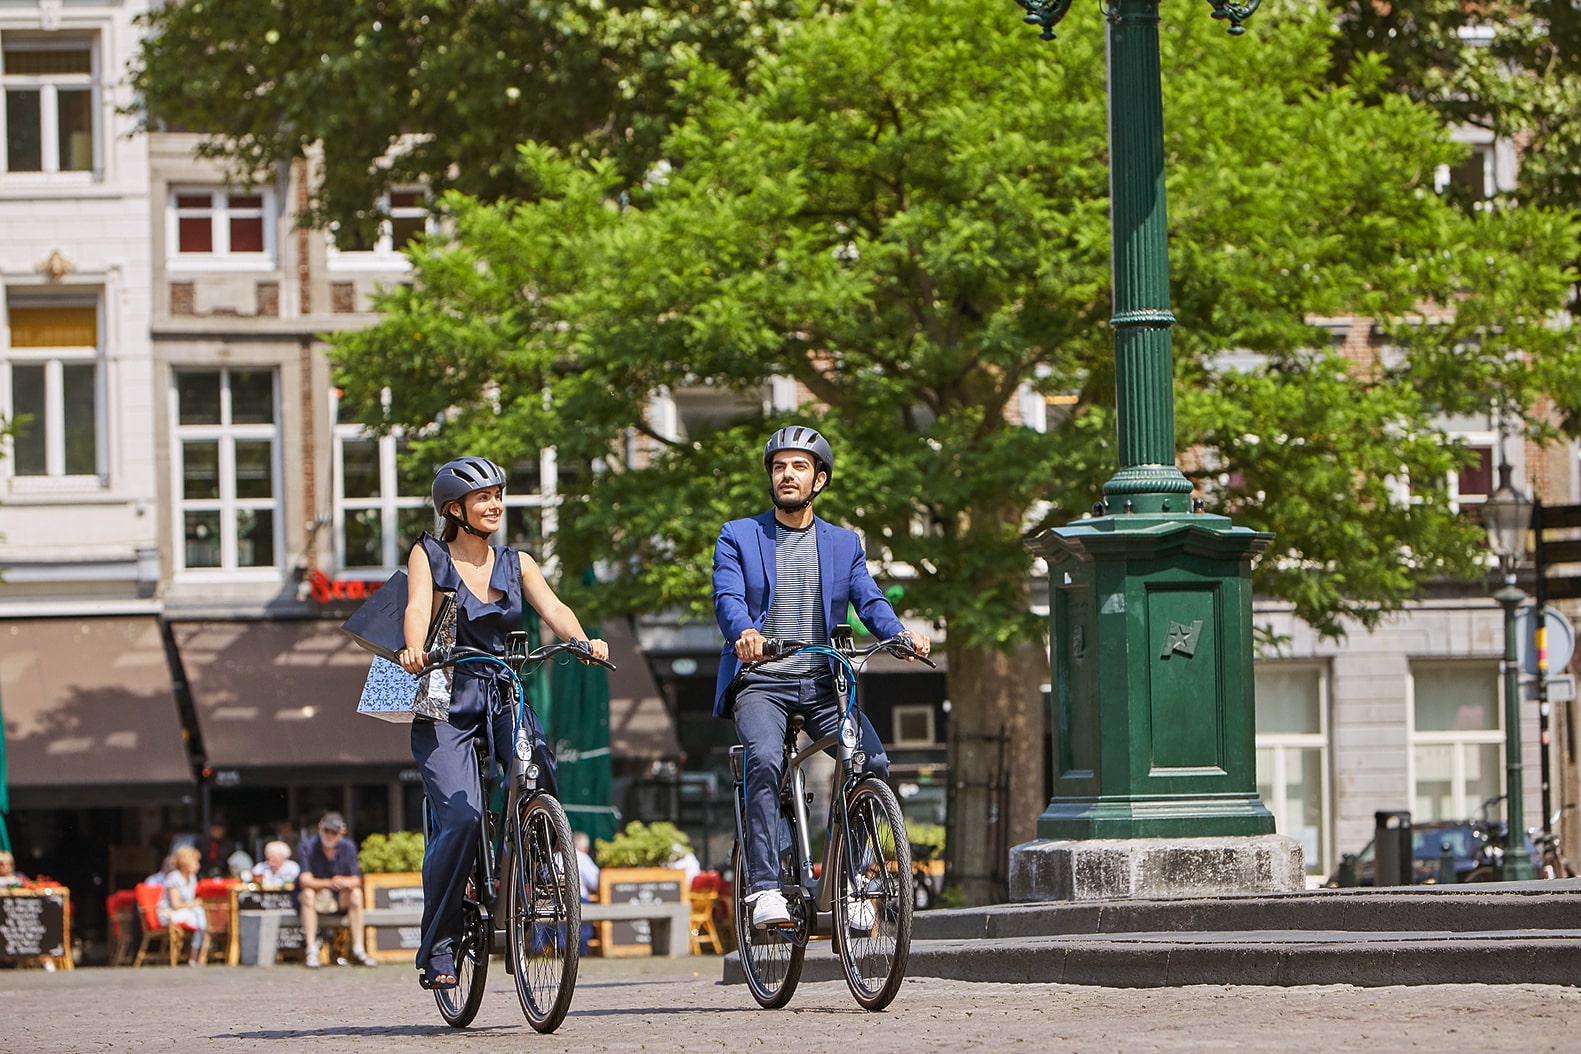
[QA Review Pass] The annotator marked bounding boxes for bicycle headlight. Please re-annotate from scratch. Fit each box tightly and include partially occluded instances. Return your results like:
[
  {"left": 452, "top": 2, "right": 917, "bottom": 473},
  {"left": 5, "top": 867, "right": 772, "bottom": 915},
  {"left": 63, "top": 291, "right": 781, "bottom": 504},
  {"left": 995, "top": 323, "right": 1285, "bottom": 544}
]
[{"left": 515, "top": 728, "right": 532, "bottom": 762}]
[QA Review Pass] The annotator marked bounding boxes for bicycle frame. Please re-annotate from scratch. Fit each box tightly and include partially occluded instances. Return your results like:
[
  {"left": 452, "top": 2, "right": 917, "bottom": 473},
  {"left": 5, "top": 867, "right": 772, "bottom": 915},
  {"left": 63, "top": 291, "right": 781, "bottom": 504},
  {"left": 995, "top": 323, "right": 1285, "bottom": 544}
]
[
  {"left": 423, "top": 635, "right": 589, "bottom": 954},
  {"left": 730, "top": 631, "right": 929, "bottom": 938}
]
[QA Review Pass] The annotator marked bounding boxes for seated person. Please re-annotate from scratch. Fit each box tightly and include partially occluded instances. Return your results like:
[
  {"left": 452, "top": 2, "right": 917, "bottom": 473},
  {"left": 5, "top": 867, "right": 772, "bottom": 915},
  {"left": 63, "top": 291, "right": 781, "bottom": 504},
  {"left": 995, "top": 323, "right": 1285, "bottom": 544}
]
[
  {"left": 296, "top": 812, "right": 376, "bottom": 968},
  {"left": 574, "top": 832, "right": 600, "bottom": 955},
  {"left": 251, "top": 841, "right": 301, "bottom": 889},
  {"left": 143, "top": 854, "right": 174, "bottom": 887},
  {"left": 159, "top": 845, "right": 207, "bottom": 965},
  {"left": 574, "top": 832, "right": 600, "bottom": 903},
  {"left": 197, "top": 817, "right": 241, "bottom": 880},
  {"left": 0, "top": 849, "right": 26, "bottom": 887}
]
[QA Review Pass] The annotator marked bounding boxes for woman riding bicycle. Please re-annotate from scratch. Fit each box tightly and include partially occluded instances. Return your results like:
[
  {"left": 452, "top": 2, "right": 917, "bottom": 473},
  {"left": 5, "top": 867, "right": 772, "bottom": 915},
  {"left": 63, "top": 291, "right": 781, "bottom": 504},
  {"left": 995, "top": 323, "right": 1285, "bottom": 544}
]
[{"left": 398, "top": 455, "right": 609, "bottom": 992}]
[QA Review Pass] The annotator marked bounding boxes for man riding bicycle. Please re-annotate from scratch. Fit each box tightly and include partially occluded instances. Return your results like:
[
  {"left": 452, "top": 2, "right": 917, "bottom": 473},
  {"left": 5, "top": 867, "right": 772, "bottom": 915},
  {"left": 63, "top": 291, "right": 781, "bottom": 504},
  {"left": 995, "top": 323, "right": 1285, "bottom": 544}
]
[{"left": 712, "top": 426, "right": 930, "bottom": 929}]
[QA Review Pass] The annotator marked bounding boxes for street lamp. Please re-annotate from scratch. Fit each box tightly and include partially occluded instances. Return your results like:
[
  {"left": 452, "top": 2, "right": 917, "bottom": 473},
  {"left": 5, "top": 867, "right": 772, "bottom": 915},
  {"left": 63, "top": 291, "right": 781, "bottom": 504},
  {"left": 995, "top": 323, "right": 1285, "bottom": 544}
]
[{"left": 1481, "top": 462, "right": 1535, "bottom": 880}]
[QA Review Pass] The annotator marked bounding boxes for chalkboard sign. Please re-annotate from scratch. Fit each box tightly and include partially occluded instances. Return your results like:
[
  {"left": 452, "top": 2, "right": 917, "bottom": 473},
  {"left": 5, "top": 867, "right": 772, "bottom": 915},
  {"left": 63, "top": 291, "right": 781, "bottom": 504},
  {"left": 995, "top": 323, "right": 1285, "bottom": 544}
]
[
  {"left": 0, "top": 889, "right": 67, "bottom": 959},
  {"left": 365, "top": 874, "right": 425, "bottom": 960},
  {"left": 599, "top": 868, "right": 684, "bottom": 957},
  {"left": 236, "top": 887, "right": 305, "bottom": 950}
]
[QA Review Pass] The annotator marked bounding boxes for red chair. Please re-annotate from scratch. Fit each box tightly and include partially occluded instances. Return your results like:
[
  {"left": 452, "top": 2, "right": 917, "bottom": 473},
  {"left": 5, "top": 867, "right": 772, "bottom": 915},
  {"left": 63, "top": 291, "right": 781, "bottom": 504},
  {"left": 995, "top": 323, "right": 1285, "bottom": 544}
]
[
  {"left": 130, "top": 882, "right": 197, "bottom": 966},
  {"left": 195, "top": 878, "right": 238, "bottom": 964},
  {"left": 688, "top": 871, "right": 725, "bottom": 955},
  {"left": 105, "top": 890, "right": 137, "bottom": 966}
]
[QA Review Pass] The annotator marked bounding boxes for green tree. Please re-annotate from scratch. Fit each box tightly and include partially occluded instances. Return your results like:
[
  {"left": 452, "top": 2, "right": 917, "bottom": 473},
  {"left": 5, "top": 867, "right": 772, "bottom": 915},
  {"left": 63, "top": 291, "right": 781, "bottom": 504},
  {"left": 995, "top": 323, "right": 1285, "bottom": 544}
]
[
  {"left": 129, "top": 0, "right": 809, "bottom": 237},
  {"left": 332, "top": 0, "right": 1579, "bottom": 902},
  {"left": 1328, "top": 0, "right": 1581, "bottom": 305}
]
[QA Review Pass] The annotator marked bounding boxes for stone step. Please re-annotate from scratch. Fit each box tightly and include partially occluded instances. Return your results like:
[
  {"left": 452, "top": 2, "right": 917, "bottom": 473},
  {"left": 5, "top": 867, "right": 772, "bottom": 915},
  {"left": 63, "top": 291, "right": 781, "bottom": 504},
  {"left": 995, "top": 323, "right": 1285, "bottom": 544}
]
[
  {"left": 721, "top": 881, "right": 1581, "bottom": 989},
  {"left": 724, "top": 929, "right": 1581, "bottom": 988},
  {"left": 914, "top": 879, "right": 1581, "bottom": 941}
]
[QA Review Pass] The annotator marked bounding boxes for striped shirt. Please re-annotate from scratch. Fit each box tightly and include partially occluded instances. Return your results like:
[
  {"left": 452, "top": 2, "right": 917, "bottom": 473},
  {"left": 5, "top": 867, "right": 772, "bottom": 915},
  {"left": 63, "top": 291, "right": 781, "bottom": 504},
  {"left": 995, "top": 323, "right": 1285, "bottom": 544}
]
[{"left": 760, "top": 522, "right": 825, "bottom": 676}]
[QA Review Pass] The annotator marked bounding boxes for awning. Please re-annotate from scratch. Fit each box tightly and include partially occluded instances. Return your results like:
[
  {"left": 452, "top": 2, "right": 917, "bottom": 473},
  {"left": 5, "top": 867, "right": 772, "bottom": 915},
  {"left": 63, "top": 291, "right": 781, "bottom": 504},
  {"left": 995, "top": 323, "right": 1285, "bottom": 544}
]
[
  {"left": 606, "top": 619, "right": 682, "bottom": 763},
  {"left": 0, "top": 617, "right": 195, "bottom": 808},
  {"left": 171, "top": 620, "right": 413, "bottom": 780}
]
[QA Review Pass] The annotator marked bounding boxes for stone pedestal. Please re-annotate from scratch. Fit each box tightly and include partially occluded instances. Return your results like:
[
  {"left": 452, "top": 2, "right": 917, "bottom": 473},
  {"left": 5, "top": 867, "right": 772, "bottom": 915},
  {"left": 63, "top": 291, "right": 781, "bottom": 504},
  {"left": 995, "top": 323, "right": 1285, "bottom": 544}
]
[{"left": 1009, "top": 835, "right": 1305, "bottom": 902}]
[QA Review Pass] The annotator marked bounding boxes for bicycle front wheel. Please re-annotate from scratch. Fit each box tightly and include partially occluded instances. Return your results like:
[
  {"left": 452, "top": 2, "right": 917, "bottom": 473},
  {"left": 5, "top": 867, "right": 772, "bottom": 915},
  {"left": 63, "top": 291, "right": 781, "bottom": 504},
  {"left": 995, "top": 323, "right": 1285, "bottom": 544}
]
[
  {"left": 434, "top": 897, "right": 490, "bottom": 1027},
  {"left": 832, "top": 779, "right": 913, "bottom": 1011},
  {"left": 507, "top": 794, "right": 581, "bottom": 1033},
  {"left": 732, "top": 839, "right": 803, "bottom": 1009}
]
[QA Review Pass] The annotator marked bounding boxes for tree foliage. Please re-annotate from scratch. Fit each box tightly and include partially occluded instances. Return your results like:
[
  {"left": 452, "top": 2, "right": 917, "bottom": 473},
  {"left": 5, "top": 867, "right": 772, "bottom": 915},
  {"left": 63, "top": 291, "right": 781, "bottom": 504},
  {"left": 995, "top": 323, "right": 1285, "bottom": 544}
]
[
  {"left": 1328, "top": 0, "right": 1581, "bottom": 303},
  {"left": 332, "top": 0, "right": 1578, "bottom": 644},
  {"left": 129, "top": 0, "right": 808, "bottom": 237}
]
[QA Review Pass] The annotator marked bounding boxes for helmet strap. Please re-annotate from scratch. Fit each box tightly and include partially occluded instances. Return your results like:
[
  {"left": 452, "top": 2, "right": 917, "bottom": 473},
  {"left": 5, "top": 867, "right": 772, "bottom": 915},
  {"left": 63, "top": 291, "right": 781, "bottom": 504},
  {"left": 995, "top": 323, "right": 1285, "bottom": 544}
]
[{"left": 444, "top": 507, "right": 493, "bottom": 540}]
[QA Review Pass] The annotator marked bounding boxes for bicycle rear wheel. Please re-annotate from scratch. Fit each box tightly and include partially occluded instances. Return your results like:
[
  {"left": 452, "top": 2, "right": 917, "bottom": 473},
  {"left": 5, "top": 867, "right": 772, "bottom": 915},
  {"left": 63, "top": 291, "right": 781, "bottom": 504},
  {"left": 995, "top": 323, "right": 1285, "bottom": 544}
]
[
  {"left": 422, "top": 795, "right": 491, "bottom": 1029},
  {"left": 832, "top": 779, "right": 913, "bottom": 1011},
  {"left": 732, "top": 839, "right": 804, "bottom": 1009},
  {"left": 508, "top": 794, "right": 581, "bottom": 1033}
]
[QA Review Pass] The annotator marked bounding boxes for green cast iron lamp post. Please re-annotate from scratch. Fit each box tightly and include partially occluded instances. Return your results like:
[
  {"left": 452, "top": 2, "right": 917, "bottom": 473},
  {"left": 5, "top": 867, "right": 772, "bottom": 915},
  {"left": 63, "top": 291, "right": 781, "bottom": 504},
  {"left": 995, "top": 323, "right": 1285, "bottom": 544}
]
[
  {"left": 1481, "top": 463, "right": 1536, "bottom": 881},
  {"left": 1016, "top": 0, "right": 1287, "bottom": 856}
]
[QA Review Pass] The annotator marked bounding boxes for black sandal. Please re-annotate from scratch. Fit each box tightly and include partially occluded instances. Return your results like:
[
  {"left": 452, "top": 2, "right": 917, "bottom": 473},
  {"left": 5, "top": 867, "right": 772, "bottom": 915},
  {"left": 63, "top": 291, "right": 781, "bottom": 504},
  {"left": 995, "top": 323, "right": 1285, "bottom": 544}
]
[{"left": 418, "top": 955, "right": 458, "bottom": 990}]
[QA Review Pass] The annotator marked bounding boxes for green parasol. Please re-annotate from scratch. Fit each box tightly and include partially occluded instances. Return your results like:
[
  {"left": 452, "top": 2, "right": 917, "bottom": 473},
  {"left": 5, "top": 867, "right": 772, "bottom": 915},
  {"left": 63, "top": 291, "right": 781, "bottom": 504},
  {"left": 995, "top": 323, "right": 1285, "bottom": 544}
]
[{"left": 522, "top": 604, "right": 617, "bottom": 842}]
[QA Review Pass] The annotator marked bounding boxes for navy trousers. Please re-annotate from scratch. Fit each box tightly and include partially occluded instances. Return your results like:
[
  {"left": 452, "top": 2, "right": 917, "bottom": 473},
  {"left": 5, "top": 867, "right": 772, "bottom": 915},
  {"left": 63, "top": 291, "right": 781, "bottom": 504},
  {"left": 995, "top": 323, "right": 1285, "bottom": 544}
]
[
  {"left": 733, "top": 671, "right": 889, "bottom": 896},
  {"left": 411, "top": 687, "right": 558, "bottom": 971}
]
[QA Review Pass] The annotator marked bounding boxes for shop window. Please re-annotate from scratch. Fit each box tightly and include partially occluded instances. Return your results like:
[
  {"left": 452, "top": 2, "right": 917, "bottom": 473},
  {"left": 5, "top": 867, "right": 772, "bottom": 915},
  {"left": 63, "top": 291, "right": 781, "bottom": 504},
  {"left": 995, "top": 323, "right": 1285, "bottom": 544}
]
[
  {"left": 1409, "top": 662, "right": 1503, "bottom": 822},
  {"left": 1254, "top": 662, "right": 1330, "bottom": 876}
]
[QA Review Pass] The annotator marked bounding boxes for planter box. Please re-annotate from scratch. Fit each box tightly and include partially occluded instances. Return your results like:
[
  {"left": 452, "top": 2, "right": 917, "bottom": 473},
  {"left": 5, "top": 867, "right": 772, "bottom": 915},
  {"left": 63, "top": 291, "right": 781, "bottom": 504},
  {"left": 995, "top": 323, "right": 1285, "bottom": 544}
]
[
  {"left": 596, "top": 868, "right": 685, "bottom": 958},
  {"left": 363, "top": 872, "right": 424, "bottom": 963}
]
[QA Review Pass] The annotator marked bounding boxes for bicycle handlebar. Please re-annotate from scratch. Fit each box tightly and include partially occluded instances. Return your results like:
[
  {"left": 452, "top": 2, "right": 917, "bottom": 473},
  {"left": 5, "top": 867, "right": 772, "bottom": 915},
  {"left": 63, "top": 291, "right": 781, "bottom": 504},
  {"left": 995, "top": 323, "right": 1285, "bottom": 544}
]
[
  {"left": 415, "top": 638, "right": 615, "bottom": 678},
  {"left": 752, "top": 634, "right": 937, "bottom": 669}
]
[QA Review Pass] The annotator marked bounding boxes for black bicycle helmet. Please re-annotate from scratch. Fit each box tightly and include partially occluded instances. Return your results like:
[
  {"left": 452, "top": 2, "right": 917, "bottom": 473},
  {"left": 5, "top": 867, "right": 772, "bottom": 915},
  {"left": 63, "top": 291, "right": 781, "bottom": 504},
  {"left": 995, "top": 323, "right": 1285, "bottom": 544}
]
[
  {"left": 763, "top": 426, "right": 833, "bottom": 484},
  {"left": 431, "top": 456, "right": 508, "bottom": 537}
]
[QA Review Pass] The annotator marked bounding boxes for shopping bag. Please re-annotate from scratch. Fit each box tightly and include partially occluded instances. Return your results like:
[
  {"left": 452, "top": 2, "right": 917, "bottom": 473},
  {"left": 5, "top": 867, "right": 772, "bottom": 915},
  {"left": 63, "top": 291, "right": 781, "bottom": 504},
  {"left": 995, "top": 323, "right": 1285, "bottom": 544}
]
[
  {"left": 339, "top": 570, "right": 410, "bottom": 662},
  {"left": 354, "top": 591, "right": 457, "bottom": 723}
]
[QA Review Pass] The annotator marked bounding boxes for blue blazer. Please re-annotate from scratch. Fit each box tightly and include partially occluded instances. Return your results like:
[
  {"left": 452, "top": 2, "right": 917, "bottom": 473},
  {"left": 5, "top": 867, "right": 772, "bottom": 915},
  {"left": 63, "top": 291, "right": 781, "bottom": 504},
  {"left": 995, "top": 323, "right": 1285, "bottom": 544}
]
[{"left": 711, "top": 511, "right": 906, "bottom": 717}]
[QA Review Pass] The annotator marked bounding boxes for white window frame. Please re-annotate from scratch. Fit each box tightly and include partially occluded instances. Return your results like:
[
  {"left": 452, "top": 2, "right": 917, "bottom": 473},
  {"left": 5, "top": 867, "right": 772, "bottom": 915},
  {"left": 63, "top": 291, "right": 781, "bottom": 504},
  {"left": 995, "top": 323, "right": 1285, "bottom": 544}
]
[
  {"left": 0, "top": 33, "right": 99, "bottom": 180},
  {"left": 2, "top": 293, "right": 105, "bottom": 489},
  {"left": 166, "top": 187, "right": 279, "bottom": 272},
  {"left": 326, "top": 188, "right": 433, "bottom": 272},
  {"left": 332, "top": 424, "right": 431, "bottom": 571},
  {"left": 172, "top": 367, "right": 282, "bottom": 575},
  {"left": 1407, "top": 660, "right": 1506, "bottom": 823},
  {"left": 891, "top": 704, "right": 937, "bottom": 748},
  {"left": 1253, "top": 661, "right": 1332, "bottom": 878},
  {"left": 331, "top": 392, "right": 556, "bottom": 571}
]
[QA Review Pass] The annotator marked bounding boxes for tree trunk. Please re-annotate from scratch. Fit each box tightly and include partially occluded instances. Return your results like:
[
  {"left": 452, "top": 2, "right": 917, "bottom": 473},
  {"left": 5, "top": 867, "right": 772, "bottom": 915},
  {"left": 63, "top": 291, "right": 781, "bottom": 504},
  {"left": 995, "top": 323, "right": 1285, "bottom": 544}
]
[{"left": 946, "top": 639, "right": 1048, "bottom": 906}]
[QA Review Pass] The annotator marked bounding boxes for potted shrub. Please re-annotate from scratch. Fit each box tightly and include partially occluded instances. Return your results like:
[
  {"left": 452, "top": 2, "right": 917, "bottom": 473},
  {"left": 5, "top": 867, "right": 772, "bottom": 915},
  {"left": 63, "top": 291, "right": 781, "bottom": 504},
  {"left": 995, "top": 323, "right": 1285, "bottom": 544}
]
[
  {"left": 592, "top": 822, "right": 693, "bottom": 956},
  {"left": 357, "top": 831, "right": 425, "bottom": 962}
]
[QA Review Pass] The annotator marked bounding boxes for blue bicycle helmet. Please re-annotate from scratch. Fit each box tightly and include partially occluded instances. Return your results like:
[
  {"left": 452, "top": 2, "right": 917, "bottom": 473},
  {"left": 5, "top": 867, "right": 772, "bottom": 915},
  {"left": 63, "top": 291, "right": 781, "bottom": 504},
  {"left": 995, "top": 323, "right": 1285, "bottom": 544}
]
[
  {"left": 431, "top": 456, "right": 508, "bottom": 537},
  {"left": 763, "top": 426, "right": 833, "bottom": 484}
]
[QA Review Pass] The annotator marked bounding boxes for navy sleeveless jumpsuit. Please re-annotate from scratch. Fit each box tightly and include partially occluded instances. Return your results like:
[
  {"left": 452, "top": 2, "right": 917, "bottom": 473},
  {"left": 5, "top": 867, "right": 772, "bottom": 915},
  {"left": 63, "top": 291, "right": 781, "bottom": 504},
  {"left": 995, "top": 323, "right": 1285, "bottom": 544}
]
[{"left": 409, "top": 533, "right": 558, "bottom": 974}]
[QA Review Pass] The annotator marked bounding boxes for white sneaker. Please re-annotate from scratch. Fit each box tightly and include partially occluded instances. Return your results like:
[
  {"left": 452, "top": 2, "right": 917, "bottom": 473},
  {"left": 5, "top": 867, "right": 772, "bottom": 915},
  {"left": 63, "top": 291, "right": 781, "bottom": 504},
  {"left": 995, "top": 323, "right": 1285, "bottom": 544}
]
[
  {"left": 845, "top": 895, "right": 876, "bottom": 935},
  {"left": 747, "top": 889, "right": 791, "bottom": 928}
]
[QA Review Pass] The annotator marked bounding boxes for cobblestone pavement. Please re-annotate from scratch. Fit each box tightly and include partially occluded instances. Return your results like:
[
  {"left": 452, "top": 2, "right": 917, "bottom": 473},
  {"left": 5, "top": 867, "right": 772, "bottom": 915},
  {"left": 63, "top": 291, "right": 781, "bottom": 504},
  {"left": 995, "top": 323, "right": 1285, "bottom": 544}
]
[{"left": 2, "top": 956, "right": 1579, "bottom": 1053}]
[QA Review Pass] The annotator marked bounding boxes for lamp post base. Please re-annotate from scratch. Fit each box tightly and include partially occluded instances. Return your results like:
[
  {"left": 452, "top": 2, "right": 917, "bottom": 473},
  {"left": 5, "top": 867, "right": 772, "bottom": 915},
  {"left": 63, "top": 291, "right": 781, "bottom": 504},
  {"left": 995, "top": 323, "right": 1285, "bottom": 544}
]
[{"left": 1009, "top": 834, "right": 1306, "bottom": 902}]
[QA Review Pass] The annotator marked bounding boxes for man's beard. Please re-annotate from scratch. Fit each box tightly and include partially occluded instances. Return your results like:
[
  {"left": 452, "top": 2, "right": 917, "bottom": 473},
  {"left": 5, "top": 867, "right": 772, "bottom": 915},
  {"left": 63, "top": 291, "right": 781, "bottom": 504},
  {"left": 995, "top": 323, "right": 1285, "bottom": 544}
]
[{"left": 771, "top": 483, "right": 813, "bottom": 512}]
